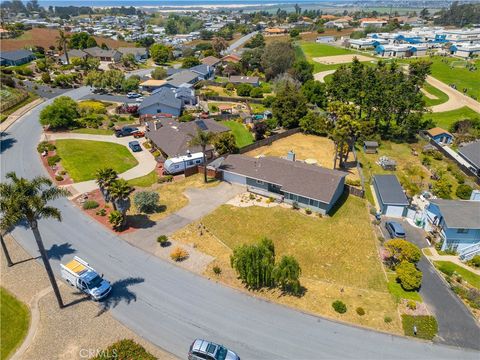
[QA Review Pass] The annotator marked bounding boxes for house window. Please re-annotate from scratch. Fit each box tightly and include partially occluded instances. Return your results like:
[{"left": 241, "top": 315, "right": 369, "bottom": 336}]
[
  {"left": 174, "top": 165, "right": 179, "bottom": 169},
  {"left": 187, "top": 160, "right": 193, "bottom": 166},
  {"left": 195, "top": 160, "right": 201, "bottom": 164},
  {"left": 457, "top": 229, "right": 469, "bottom": 234},
  {"left": 256, "top": 180, "right": 264, "bottom": 185},
  {"left": 298, "top": 196, "right": 309, "bottom": 205}
]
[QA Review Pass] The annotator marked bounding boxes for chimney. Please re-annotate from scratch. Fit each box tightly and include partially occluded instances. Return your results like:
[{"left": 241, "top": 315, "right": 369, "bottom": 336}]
[{"left": 287, "top": 150, "right": 295, "bottom": 162}]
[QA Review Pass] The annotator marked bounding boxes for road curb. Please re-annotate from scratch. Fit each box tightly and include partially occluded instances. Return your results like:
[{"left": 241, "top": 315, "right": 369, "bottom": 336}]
[{"left": 0, "top": 98, "right": 45, "bottom": 133}]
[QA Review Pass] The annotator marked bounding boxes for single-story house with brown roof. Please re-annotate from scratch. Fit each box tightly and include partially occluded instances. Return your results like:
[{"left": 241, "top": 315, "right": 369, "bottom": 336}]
[
  {"left": 425, "top": 127, "right": 453, "bottom": 145},
  {"left": 221, "top": 54, "right": 241, "bottom": 64},
  {"left": 83, "top": 47, "right": 122, "bottom": 62},
  {"left": 145, "top": 118, "right": 229, "bottom": 159},
  {"left": 219, "top": 154, "right": 347, "bottom": 214},
  {"left": 229, "top": 75, "right": 259, "bottom": 87},
  {"left": 201, "top": 55, "right": 221, "bottom": 67},
  {"left": 117, "top": 47, "right": 148, "bottom": 61}
]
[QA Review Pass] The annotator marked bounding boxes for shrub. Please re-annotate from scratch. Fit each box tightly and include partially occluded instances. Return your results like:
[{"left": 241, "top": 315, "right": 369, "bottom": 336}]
[
  {"left": 456, "top": 184, "right": 473, "bottom": 200},
  {"left": 249, "top": 193, "right": 255, "bottom": 200},
  {"left": 356, "top": 307, "right": 365, "bottom": 316},
  {"left": 421, "top": 156, "right": 431, "bottom": 166},
  {"left": 291, "top": 201, "right": 299, "bottom": 210},
  {"left": 385, "top": 239, "right": 422, "bottom": 265},
  {"left": 213, "top": 266, "right": 222, "bottom": 275},
  {"left": 47, "top": 155, "right": 61, "bottom": 166},
  {"left": 55, "top": 175, "right": 64, "bottom": 181},
  {"left": 96, "top": 208, "right": 107, "bottom": 216},
  {"left": 332, "top": 300, "right": 347, "bottom": 314},
  {"left": 305, "top": 208, "right": 312, "bottom": 215},
  {"left": 170, "top": 247, "right": 189, "bottom": 261},
  {"left": 157, "top": 235, "right": 169, "bottom": 247},
  {"left": 158, "top": 175, "right": 173, "bottom": 183},
  {"left": 432, "top": 151, "right": 443, "bottom": 160},
  {"left": 396, "top": 261, "right": 422, "bottom": 291},
  {"left": 109, "top": 210, "right": 124, "bottom": 230},
  {"left": 346, "top": 178, "right": 361, "bottom": 187},
  {"left": 467, "top": 255, "right": 480, "bottom": 268},
  {"left": 59, "top": 170, "right": 67, "bottom": 175},
  {"left": 41, "top": 72, "right": 51, "bottom": 83},
  {"left": 78, "top": 114, "right": 104, "bottom": 128},
  {"left": 134, "top": 191, "right": 160, "bottom": 213},
  {"left": 384, "top": 316, "right": 393, "bottom": 323},
  {"left": 179, "top": 113, "right": 194, "bottom": 122},
  {"left": 436, "top": 262, "right": 455, "bottom": 276},
  {"left": 401, "top": 315, "right": 438, "bottom": 340},
  {"left": 37, "top": 141, "right": 56, "bottom": 153},
  {"left": 83, "top": 200, "right": 99, "bottom": 210},
  {"left": 406, "top": 300, "right": 417, "bottom": 310},
  {"left": 236, "top": 83, "right": 253, "bottom": 97},
  {"left": 225, "top": 82, "right": 235, "bottom": 91},
  {"left": 250, "top": 87, "right": 263, "bottom": 98},
  {"left": 451, "top": 169, "right": 465, "bottom": 184},
  {"left": 91, "top": 339, "right": 156, "bottom": 360}
]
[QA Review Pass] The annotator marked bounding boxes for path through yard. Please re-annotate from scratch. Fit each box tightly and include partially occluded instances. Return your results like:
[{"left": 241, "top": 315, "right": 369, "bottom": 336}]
[{"left": 426, "top": 75, "right": 480, "bottom": 113}]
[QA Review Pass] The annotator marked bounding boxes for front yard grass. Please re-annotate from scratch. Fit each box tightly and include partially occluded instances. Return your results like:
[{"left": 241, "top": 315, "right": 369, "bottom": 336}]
[
  {"left": 127, "top": 170, "right": 158, "bottom": 188},
  {"left": 173, "top": 195, "right": 401, "bottom": 332},
  {"left": 422, "top": 83, "right": 449, "bottom": 107},
  {"left": 423, "top": 106, "right": 480, "bottom": 130},
  {"left": 220, "top": 120, "right": 254, "bottom": 148},
  {"left": 434, "top": 261, "right": 480, "bottom": 289},
  {"left": 0, "top": 287, "right": 30, "bottom": 360},
  {"left": 70, "top": 128, "right": 114, "bottom": 135},
  {"left": 401, "top": 315, "right": 438, "bottom": 340},
  {"left": 387, "top": 272, "right": 422, "bottom": 302},
  {"left": 55, "top": 140, "right": 138, "bottom": 182}
]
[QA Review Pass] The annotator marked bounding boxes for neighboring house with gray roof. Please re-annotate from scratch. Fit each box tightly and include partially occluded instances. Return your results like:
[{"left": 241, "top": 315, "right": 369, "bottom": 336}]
[
  {"left": 372, "top": 174, "right": 409, "bottom": 217},
  {"left": 0, "top": 49, "right": 35, "bottom": 66},
  {"left": 425, "top": 197, "right": 480, "bottom": 257},
  {"left": 458, "top": 141, "right": 480, "bottom": 177},
  {"left": 138, "top": 87, "right": 183, "bottom": 116},
  {"left": 163, "top": 70, "right": 200, "bottom": 89},
  {"left": 145, "top": 118, "right": 229, "bottom": 158},
  {"left": 220, "top": 155, "right": 347, "bottom": 214},
  {"left": 117, "top": 47, "right": 148, "bottom": 61},
  {"left": 59, "top": 49, "right": 88, "bottom": 64},
  {"left": 84, "top": 47, "right": 122, "bottom": 62},
  {"left": 190, "top": 64, "right": 214, "bottom": 79}
]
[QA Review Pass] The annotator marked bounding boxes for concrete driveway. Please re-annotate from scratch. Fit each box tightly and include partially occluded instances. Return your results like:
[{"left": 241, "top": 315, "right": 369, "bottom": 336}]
[{"left": 381, "top": 217, "right": 480, "bottom": 350}]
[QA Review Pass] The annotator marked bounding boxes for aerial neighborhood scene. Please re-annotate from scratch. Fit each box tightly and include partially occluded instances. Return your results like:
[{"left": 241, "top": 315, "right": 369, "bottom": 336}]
[{"left": 1, "top": 0, "right": 480, "bottom": 359}]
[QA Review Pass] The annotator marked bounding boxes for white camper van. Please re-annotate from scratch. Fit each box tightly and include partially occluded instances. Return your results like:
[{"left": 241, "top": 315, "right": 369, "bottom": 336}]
[{"left": 163, "top": 152, "right": 204, "bottom": 174}]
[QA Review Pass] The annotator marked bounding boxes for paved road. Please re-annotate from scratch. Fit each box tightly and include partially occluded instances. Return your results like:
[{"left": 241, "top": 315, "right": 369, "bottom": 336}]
[
  {"left": 225, "top": 31, "right": 258, "bottom": 54},
  {"left": 381, "top": 218, "right": 480, "bottom": 350},
  {"left": 2, "top": 87, "right": 480, "bottom": 359}
]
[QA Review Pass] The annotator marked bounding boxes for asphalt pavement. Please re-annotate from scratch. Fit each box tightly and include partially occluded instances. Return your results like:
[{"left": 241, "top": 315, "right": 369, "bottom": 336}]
[
  {"left": 1, "top": 87, "right": 480, "bottom": 359},
  {"left": 225, "top": 31, "right": 258, "bottom": 54},
  {"left": 381, "top": 218, "right": 480, "bottom": 350}
]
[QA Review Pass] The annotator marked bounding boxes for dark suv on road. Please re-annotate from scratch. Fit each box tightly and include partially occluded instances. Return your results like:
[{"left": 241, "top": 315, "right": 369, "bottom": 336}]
[{"left": 115, "top": 126, "right": 139, "bottom": 138}]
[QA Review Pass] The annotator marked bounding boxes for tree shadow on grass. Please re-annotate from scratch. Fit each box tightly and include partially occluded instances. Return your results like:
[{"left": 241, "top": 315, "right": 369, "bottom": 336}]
[
  {"left": 47, "top": 242, "right": 76, "bottom": 261},
  {"left": 97, "top": 277, "right": 145, "bottom": 316}
]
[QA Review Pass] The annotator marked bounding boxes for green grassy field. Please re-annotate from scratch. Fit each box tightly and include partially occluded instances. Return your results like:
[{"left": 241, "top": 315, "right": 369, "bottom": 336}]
[
  {"left": 0, "top": 287, "right": 30, "bottom": 360},
  {"left": 402, "top": 315, "right": 438, "bottom": 340},
  {"left": 434, "top": 261, "right": 480, "bottom": 289},
  {"left": 220, "top": 120, "right": 254, "bottom": 148},
  {"left": 127, "top": 170, "right": 158, "bottom": 188},
  {"left": 202, "top": 195, "right": 386, "bottom": 291},
  {"left": 422, "top": 83, "right": 449, "bottom": 107},
  {"left": 55, "top": 140, "right": 138, "bottom": 182},
  {"left": 423, "top": 106, "right": 479, "bottom": 130}
]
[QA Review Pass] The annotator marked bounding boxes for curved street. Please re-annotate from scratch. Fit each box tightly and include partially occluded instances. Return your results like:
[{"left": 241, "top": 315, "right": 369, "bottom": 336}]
[{"left": 1, "top": 87, "right": 479, "bottom": 359}]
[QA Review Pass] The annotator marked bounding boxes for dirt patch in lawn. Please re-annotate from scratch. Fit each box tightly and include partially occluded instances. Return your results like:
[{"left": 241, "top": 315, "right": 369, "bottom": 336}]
[
  {"left": 313, "top": 54, "right": 374, "bottom": 65},
  {"left": 246, "top": 133, "right": 360, "bottom": 181}
]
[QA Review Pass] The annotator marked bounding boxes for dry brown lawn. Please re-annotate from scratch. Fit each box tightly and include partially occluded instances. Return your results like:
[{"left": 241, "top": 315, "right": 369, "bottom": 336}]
[
  {"left": 246, "top": 133, "right": 359, "bottom": 180},
  {"left": 172, "top": 197, "right": 401, "bottom": 333},
  {"left": 313, "top": 54, "right": 374, "bottom": 65}
]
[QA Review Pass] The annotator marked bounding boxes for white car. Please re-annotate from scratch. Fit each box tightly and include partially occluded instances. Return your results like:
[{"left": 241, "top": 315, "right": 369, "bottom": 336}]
[
  {"left": 127, "top": 92, "right": 141, "bottom": 98},
  {"left": 135, "top": 97, "right": 144, "bottom": 103}
]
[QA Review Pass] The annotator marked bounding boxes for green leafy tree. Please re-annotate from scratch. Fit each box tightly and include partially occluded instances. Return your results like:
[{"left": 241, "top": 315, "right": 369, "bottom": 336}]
[
  {"left": 39, "top": 96, "right": 79, "bottom": 129},
  {"left": 188, "top": 129, "right": 216, "bottom": 183},
  {"left": 121, "top": 53, "right": 136, "bottom": 68},
  {"left": 69, "top": 32, "right": 97, "bottom": 49},
  {"left": 122, "top": 76, "right": 140, "bottom": 92},
  {"left": 261, "top": 41, "right": 295, "bottom": 81},
  {"left": 274, "top": 255, "right": 302, "bottom": 295},
  {"left": 301, "top": 80, "right": 327, "bottom": 108},
  {"left": 151, "top": 67, "right": 167, "bottom": 80},
  {"left": 182, "top": 56, "right": 201, "bottom": 69},
  {"left": 289, "top": 28, "right": 300, "bottom": 38},
  {"left": 133, "top": 191, "right": 159, "bottom": 213},
  {"left": 299, "top": 111, "right": 330, "bottom": 136},
  {"left": 396, "top": 261, "right": 422, "bottom": 291},
  {"left": 0, "top": 172, "right": 70, "bottom": 308},
  {"left": 250, "top": 87, "right": 263, "bottom": 98},
  {"left": 149, "top": 44, "right": 173, "bottom": 64},
  {"left": 455, "top": 184, "right": 473, "bottom": 200},
  {"left": 236, "top": 83, "right": 253, "bottom": 97},
  {"left": 385, "top": 239, "right": 421, "bottom": 266},
  {"left": 214, "top": 132, "right": 238, "bottom": 155},
  {"left": 211, "top": 36, "right": 228, "bottom": 56},
  {"left": 291, "top": 59, "right": 313, "bottom": 84},
  {"left": 272, "top": 81, "right": 308, "bottom": 128},
  {"left": 432, "top": 176, "right": 453, "bottom": 199},
  {"left": 245, "top": 33, "right": 265, "bottom": 48}
]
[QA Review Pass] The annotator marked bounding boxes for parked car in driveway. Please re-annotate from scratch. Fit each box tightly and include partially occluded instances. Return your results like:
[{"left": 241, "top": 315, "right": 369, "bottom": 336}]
[
  {"left": 115, "top": 126, "right": 139, "bottom": 137},
  {"left": 189, "top": 339, "right": 240, "bottom": 360},
  {"left": 127, "top": 92, "right": 141, "bottom": 98},
  {"left": 128, "top": 140, "right": 142, "bottom": 152},
  {"left": 133, "top": 131, "right": 145, "bottom": 138},
  {"left": 135, "top": 97, "right": 144, "bottom": 103},
  {"left": 385, "top": 220, "right": 406, "bottom": 238}
]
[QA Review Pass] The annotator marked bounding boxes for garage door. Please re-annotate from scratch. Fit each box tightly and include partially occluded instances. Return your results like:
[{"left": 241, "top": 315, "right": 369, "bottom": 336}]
[
  {"left": 385, "top": 205, "right": 405, "bottom": 218},
  {"left": 222, "top": 171, "right": 246, "bottom": 185}
]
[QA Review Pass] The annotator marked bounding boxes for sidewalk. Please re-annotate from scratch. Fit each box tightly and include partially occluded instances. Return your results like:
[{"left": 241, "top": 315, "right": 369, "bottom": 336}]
[
  {"left": 44, "top": 132, "right": 157, "bottom": 194},
  {"left": 424, "top": 247, "right": 480, "bottom": 276},
  {"left": 1, "top": 235, "right": 177, "bottom": 360},
  {"left": 0, "top": 98, "right": 44, "bottom": 132}
]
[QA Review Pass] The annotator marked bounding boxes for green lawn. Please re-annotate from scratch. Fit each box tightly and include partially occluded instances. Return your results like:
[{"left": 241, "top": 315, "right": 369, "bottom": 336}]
[
  {"left": 55, "top": 140, "right": 138, "bottom": 182},
  {"left": 0, "top": 287, "right": 30, "bottom": 360},
  {"left": 401, "top": 315, "right": 438, "bottom": 340},
  {"left": 202, "top": 195, "right": 387, "bottom": 291},
  {"left": 387, "top": 273, "right": 422, "bottom": 302},
  {"left": 422, "top": 83, "right": 449, "bottom": 107},
  {"left": 423, "top": 106, "right": 479, "bottom": 130},
  {"left": 127, "top": 170, "right": 158, "bottom": 188},
  {"left": 70, "top": 128, "right": 114, "bottom": 135},
  {"left": 434, "top": 261, "right": 480, "bottom": 289},
  {"left": 400, "top": 56, "right": 480, "bottom": 99},
  {"left": 220, "top": 120, "right": 254, "bottom": 148}
]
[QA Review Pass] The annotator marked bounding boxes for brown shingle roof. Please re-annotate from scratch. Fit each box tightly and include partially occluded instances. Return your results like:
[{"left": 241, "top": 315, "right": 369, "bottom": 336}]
[
  {"left": 220, "top": 155, "right": 347, "bottom": 204},
  {"left": 201, "top": 55, "right": 221, "bottom": 66},
  {"left": 426, "top": 127, "right": 452, "bottom": 137}
]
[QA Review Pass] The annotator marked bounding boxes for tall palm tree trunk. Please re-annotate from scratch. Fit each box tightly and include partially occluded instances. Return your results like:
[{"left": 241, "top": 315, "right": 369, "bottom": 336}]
[
  {"left": 31, "top": 221, "right": 64, "bottom": 308},
  {"left": 0, "top": 234, "right": 13, "bottom": 267},
  {"left": 202, "top": 146, "right": 208, "bottom": 183},
  {"left": 64, "top": 40, "right": 70, "bottom": 65}
]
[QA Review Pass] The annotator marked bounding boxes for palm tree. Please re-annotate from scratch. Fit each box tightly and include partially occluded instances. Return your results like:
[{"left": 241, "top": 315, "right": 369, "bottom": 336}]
[
  {"left": 95, "top": 168, "right": 118, "bottom": 204},
  {"left": 57, "top": 29, "right": 70, "bottom": 65},
  {"left": 109, "top": 179, "right": 132, "bottom": 228},
  {"left": 0, "top": 172, "right": 70, "bottom": 308},
  {"left": 188, "top": 129, "right": 215, "bottom": 183}
]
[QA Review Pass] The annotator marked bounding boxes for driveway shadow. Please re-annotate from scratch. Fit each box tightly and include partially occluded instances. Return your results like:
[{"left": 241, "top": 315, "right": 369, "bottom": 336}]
[
  {"left": 97, "top": 277, "right": 144, "bottom": 316},
  {"left": 47, "top": 242, "right": 76, "bottom": 261},
  {"left": 127, "top": 214, "right": 156, "bottom": 229}
]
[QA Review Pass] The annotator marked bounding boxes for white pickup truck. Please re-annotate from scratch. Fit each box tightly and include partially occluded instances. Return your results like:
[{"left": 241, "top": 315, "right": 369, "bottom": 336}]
[{"left": 60, "top": 256, "right": 112, "bottom": 301}]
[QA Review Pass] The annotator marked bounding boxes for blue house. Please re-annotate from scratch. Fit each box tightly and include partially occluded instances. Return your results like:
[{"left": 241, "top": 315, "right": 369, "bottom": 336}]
[
  {"left": 138, "top": 87, "right": 183, "bottom": 117},
  {"left": 189, "top": 64, "right": 214, "bottom": 80},
  {"left": 425, "top": 198, "right": 480, "bottom": 259},
  {"left": 0, "top": 49, "right": 35, "bottom": 66},
  {"left": 426, "top": 127, "right": 453, "bottom": 145}
]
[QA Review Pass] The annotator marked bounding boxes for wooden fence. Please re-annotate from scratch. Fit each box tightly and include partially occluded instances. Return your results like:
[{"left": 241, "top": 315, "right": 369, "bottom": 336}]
[
  {"left": 198, "top": 94, "right": 264, "bottom": 104},
  {"left": 0, "top": 90, "right": 29, "bottom": 112},
  {"left": 238, "top": 128, "right": 302, "bottom": 154}
]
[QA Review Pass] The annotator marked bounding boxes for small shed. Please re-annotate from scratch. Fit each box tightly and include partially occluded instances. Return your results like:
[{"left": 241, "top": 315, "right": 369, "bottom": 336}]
[
  {"left": 218, "top": 104, "right": 233, "bottom": 114},
  {"left": 373, "top": 174, "right": 409, "bottom": 217},
  {"left": 425, "top": 127, "right": 453, "bottom": 145},
  {"left": 363, "top": 141, "right": 379, "bottom": 154}
]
